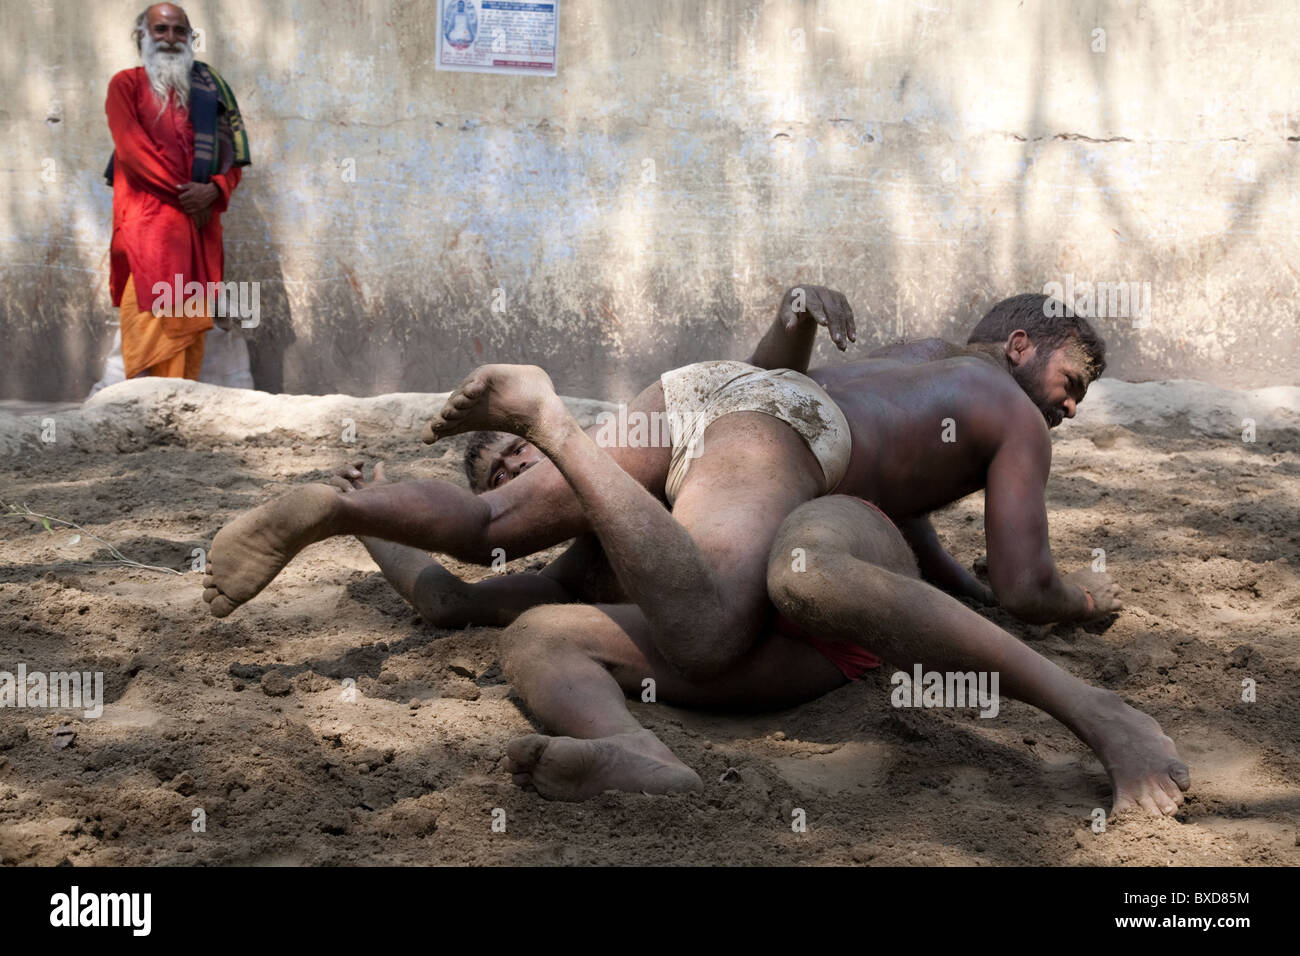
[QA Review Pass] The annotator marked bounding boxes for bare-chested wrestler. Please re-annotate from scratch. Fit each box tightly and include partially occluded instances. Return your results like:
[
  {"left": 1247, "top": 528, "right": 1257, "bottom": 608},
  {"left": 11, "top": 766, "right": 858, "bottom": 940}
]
[
  {"left": 333, "top": 456, "right": 1188, "bottom": 817},
  {"left": 204, "top": 289, "right": 1112, "bottom": 630},
  {"left": 204, "top": 290, "right": 1188, "bottom": 815}
]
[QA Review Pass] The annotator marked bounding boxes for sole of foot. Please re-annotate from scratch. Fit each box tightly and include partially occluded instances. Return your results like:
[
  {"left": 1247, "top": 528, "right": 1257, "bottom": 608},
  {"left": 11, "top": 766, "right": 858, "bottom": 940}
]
[
  {"left": 202, "top": 483, "right": 341, "bottom": 617},
  {"left": 422, "top": 364, "right": 566, "bottom": 446},
  {"left": 504, "top": 730, "right": 703, "bottom": 802}
]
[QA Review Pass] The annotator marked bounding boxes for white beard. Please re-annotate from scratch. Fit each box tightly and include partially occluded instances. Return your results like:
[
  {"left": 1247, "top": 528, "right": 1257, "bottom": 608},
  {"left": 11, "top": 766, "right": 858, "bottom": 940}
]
[{"left": 141, "top": 34, "right": 194, "bottom": 117}]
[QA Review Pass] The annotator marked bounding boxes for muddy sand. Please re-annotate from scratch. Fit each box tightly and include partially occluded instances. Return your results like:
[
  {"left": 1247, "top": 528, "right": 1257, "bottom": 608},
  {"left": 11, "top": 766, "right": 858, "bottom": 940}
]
[{"left": 1, "top": 376, "right": 1298, "bottom": 866}]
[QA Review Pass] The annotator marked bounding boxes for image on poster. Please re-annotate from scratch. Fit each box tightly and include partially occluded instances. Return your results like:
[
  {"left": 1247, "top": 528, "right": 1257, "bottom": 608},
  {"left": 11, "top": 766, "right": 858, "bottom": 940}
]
[{"left": 436, "top": 1, "right": 559, "bottom": 77}]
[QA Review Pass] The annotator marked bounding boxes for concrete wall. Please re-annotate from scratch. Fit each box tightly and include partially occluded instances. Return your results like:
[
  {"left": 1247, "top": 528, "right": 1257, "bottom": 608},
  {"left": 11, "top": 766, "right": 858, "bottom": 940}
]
[{"left": 4, "top": 0, "right": 1298, "bottom": 402}]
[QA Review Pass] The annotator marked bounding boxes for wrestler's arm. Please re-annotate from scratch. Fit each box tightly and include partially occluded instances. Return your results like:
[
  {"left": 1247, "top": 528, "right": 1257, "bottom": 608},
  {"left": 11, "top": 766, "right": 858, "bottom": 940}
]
[
  {"left": 983, "top": 406, "right": 1100, "bottom": 624},
  {"left": 896, "top": 514, "right": 995, "bottom": 605},
  {"left": 332, "top": 457, "right": 590, "bottom": 565},
  {"left": 358, "top": 535, "right": 599, "bottom": 628},
  {"left": 746, "top": 285, "right": 856, "bottom": 372},
  {"left": 335, "top": 457, "right": 603, "bottom": 625}
]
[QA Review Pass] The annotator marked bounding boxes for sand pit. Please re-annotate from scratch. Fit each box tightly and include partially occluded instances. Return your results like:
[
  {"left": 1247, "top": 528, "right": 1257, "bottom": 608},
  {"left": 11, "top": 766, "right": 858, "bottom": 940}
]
[{"left": 1, "top": 377, "right": 1298, "bottom": 866}]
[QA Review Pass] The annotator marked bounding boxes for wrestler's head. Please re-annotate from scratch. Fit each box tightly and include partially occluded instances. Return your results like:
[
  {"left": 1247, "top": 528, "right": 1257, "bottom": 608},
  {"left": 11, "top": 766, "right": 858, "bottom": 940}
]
[
  {"left": 463, "top": 431, "right": 544, "bottom": 493},
  {"left": 134, "top": 4, "right": 194, "bottom": 112},
  {"left": 967, "top": 293, "right": 1106, "bottom": 429}
]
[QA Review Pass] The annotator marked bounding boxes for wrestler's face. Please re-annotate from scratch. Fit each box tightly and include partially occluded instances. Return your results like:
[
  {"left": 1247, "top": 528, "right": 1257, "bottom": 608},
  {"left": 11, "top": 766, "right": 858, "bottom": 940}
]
[
  {"left": 479, "top": 437, "right": 544, "bottom": 492},
  {"left": 1012, "top": 342, "right": 1090, "bottom": 429}
]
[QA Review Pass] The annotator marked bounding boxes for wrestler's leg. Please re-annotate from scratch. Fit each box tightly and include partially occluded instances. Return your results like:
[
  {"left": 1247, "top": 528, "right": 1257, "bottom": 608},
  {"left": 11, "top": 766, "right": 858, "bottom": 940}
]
[
  {"left": 500, "top": 602, "right": 844, "bottom": 801},
  {"left": 767, "top": 496, "right": 1192, "bottom": 817},
  {"left": 201, "top": 382, "right": 671, "bottom": 617},
  {"left": 427, "top": 364, "right": 825, "bottom": 679}
]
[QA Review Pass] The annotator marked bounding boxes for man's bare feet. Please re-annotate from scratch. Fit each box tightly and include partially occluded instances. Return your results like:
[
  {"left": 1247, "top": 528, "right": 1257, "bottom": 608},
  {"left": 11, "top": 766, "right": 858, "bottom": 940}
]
[
  {"left": 1077, "top": 690, "right": 1191, "bottom": 817},
  {"left": 504, "top": 729, "right": 704, "bottom": 802},
  {"left": 202, "top": 483, "right": 341, "bottom": 617},
  {"left": 422, "top": 364, "right": 571, "bottom": 449}
]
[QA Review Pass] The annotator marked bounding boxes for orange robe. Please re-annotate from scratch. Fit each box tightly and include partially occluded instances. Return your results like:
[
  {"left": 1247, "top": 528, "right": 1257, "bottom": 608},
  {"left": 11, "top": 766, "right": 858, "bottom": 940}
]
[{"left": 105, "top": 67, "right": 242, "bottom": 379}]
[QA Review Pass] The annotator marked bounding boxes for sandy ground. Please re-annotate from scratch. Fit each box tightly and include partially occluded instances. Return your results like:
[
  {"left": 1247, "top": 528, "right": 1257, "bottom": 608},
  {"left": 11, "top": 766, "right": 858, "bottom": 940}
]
[{"left": 1, "top": 376, "right": 1298, "bottom": 867}]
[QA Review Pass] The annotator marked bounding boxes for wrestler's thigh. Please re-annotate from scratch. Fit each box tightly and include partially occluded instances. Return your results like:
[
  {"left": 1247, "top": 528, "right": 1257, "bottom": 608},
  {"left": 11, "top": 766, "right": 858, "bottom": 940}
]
[
  {"left": 579, "top": 603, "right": 847, "bottom": 711},
  {"left": 670, "top": 412, "right": 827, "bottom": 594},
  {"left": 769, "top": 495, "right": 920, "bottom": 578},
  {"left": 612, "top": 381, "right": 672, "bottom": 490}
]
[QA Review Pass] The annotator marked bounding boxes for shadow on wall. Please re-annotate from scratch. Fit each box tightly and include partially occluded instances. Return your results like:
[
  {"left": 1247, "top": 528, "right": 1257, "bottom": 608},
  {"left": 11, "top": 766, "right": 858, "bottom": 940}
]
[
  {"left": 5, "top": 2, "right": 1299, "bottom": 402},
  {"left": 224, "top": 176, "right": 295, "bottom": 393}
]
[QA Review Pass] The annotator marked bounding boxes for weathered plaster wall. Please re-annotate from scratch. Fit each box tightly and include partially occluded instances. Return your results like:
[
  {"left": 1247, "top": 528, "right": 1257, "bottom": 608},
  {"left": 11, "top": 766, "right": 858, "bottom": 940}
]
[{"left": 3, "top": 0, "right": 1298, "bottom": 401}]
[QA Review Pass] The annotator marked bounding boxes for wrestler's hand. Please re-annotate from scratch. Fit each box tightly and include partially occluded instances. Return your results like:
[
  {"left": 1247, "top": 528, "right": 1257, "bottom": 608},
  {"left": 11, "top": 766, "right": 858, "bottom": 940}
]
[
  {"left": 177, "top": 181, "right": 220, "bottom": 215},
  {"left": 192, "top": 207, "right": 212, "bottom": 230},
  {"left": 779, "top": 285, "right": 856, "bottom": 350},
  {"left": 930, "top": 560, "right": 995, "bottom": 606},
  {"left": 1063, "top": 568, "right": 1122, "bottom": 618},
  {"left": 328, "top": 460, "right": 388, "bottom": 492},
  {"left": 956, "top": 576, "right": 996, "bottom": 607}
]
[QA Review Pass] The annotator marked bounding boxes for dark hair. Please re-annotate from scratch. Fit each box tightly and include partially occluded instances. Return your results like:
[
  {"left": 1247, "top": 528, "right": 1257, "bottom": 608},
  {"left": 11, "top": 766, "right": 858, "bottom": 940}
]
[
  {"left": 967, "top": 293, "right": 1107, "bottom": 380},
  {"left": 462, "top": 431, "right": 510, "bottom": 491}
]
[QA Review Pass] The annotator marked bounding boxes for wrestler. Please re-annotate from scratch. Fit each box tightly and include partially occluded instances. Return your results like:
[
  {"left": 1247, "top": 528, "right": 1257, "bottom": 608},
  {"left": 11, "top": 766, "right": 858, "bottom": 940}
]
[
  {"left": 203, "top": 291, "right": 1186, "bottom": 814},
  {"left": 330, "top": 461, "right": 1189, "bottom": 816},
  {"left": 413, "top": 341, "right": 1182, "bottom": 815},
  {"left": 205, "top": 291, "right": 1117, "bottom": 640}
]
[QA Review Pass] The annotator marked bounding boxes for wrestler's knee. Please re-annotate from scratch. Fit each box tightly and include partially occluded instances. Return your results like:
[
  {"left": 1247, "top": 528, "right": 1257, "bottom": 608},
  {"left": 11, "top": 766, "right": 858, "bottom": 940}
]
[
  {"left": 768, "top": 506, "right": 913, "bottom": 628},
  {"left": 772, "top": 496, "right": 916, "bottom": 574},
  {"left": 768, "top": 545, "right": 850, "bottom": 621},
  {"left": 768, "top": 500, "right": 852, "bottom": 611}
]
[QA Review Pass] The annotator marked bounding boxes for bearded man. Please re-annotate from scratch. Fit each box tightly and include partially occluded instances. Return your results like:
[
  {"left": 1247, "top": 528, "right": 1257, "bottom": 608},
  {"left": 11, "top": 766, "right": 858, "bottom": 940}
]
[{"left": 102, "top": 3, "right": 250, "bottom": 383}]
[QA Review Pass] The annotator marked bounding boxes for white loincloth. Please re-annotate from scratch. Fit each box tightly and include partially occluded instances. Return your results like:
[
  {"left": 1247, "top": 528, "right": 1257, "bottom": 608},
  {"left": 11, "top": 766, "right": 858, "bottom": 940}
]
[{"left": 659, "top": 360, "right": 852, "bottom": 505}]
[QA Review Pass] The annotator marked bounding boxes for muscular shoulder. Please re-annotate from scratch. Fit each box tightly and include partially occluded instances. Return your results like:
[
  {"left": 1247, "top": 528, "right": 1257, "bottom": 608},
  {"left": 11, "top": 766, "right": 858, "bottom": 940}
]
[
  {"left": 937, "top": 355, "right": 1017, "bottom": 398},
  {"left": 939, "top": 356, "right": 1048, "bottom": 443},
  {"left": 866, "top": 338, "right": 966, "bottom": 364}
]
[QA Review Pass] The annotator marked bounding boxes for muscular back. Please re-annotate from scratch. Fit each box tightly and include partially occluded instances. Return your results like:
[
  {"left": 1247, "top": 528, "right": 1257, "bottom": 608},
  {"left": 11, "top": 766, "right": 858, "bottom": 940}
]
[
  {"left": 488, "top": 338, "right": 1071, "bottom": 622},
  {"left": 807, "top": 339, "right": 1051, "bottom": 521}
]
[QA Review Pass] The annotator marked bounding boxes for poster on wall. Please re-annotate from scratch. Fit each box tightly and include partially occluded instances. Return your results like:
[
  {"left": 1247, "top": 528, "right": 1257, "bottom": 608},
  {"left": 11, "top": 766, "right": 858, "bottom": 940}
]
[{"left": 435, "top": 0, "right": 559, "bottom": 76}]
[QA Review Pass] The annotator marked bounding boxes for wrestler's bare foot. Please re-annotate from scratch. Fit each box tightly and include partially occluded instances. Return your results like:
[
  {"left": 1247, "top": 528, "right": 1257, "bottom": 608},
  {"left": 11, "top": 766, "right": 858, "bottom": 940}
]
[
  {"left": 1076, "top": 689, "right": 1191, "bottom": 817},
  {"left": 504, "top": 729, "right": 703, "bottom": 802},
  {"left": 202, "top": 483, "right": 340, "bottom": 617},
  {"left": 422, "top": 364, "right": 571, "bottom": 449}
]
